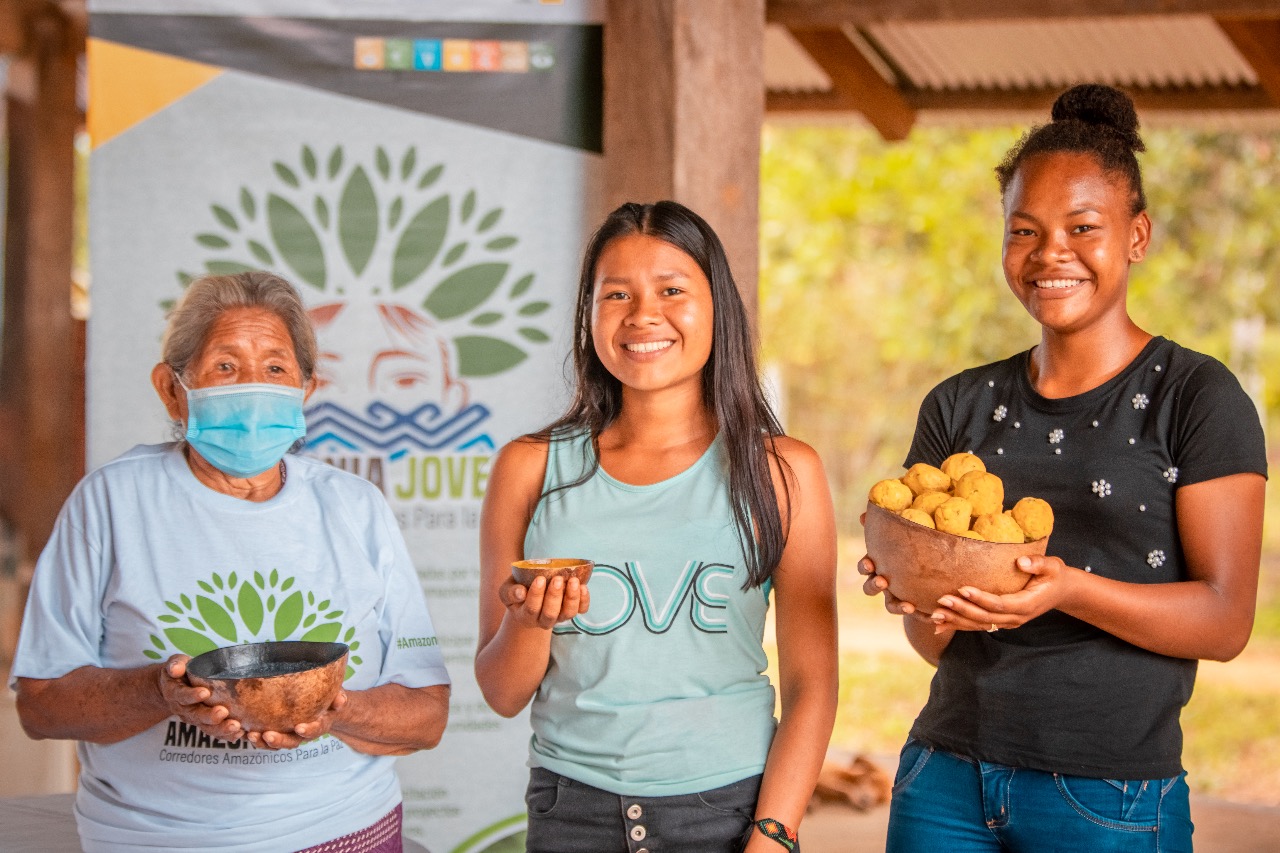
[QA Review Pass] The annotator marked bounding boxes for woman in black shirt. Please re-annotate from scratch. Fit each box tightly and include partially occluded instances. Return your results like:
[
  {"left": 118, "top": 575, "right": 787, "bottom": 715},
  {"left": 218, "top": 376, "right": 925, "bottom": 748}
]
[{"left": 861, "top": 84, "right": 1267, "bottom": 853}]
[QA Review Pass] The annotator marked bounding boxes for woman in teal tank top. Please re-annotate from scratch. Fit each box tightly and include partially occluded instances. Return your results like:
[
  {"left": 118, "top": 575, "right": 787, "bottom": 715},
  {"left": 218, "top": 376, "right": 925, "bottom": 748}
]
[{"left": 476, "top": 201, "right": 838, "bottom": 853}]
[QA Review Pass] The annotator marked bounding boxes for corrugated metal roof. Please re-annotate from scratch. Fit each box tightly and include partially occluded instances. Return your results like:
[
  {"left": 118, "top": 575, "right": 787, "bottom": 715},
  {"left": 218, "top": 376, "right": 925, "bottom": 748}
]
[
  {"left": 764, "top": 16, "right": 1280, "bottom": 128},
  {"left": 865, "top": 15, "right": 1256, "bottom": 91},
  {"left": 765, "top": 16, "right": 1259, "bottom": 93}
]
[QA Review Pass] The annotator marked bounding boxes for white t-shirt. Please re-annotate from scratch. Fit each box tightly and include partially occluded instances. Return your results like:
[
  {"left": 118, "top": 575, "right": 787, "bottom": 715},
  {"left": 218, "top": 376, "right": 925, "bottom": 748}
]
[{"left": 11, "top": 444, "right": 450, "bottom": 852}]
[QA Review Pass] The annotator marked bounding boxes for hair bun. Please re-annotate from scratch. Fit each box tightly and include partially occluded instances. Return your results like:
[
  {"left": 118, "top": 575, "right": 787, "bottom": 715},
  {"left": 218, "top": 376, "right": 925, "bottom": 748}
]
[{"left": 1050, "top": 84, "right": 1144, "bottom": 152}]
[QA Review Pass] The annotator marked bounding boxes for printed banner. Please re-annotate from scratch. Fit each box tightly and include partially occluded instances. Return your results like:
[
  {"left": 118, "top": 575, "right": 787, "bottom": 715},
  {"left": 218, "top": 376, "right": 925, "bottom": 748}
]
[{"left": 86, "top": 2, "right": 603, "bottom": 849}]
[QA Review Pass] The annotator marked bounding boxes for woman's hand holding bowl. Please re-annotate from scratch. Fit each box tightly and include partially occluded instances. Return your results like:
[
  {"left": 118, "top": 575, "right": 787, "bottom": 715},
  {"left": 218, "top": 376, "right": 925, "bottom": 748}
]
[
  {"left": 158, "top": 655, "right": 244, "bottom": 742},
  {"left": 927, "top": 553, "right": 1077, "bottom": 633},
  {"left": 858, "top": 555, "right": 929, "bottom": 621},
  {"left": 863, "top": 546, "right": 1081, "bottom": 634},
  {"left": 244, "top": 690, "right": 348, "bottom": 751},
  {"left": 858, "top": 508, "right": 930, "bottom": 623},
  {"left": 499, "top": 573, "right": 590, "bottom": 630}
]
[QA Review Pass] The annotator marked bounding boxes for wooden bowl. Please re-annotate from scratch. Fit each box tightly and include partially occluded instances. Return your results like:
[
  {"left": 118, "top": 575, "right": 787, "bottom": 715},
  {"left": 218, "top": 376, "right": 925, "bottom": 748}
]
[
  {"left": 511, "top": 558, "right": 594, "bottom": 587},
  {"left": 863, "top": 503, "right": 1047, "bottom": 614},
  {"left": 186, "top": 641, "right": 348, "bottom": 733}
]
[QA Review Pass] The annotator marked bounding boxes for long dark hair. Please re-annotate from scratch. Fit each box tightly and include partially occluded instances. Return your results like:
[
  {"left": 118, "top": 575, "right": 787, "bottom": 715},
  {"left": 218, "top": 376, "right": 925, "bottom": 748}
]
[{"left": 533, "top": 200, "right": 789, "bottom": 588}]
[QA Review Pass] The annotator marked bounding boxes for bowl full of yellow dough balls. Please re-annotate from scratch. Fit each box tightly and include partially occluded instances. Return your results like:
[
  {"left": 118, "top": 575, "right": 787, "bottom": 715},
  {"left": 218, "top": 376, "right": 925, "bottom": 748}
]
[{"left": 863, "top": 453, "right": 1054, "bottom": 614}]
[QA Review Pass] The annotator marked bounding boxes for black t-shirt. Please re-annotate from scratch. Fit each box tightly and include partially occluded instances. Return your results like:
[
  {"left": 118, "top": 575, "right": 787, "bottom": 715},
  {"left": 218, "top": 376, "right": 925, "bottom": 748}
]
[{"left": 904, "top": 336, "right": 1267, "bottom": 779}]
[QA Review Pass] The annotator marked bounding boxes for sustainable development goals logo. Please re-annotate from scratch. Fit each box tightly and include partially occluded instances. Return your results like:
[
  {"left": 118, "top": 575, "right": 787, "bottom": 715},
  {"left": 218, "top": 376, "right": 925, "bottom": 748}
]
[{"left": 174, "top": 145, "right": 553, "bottom": 502}]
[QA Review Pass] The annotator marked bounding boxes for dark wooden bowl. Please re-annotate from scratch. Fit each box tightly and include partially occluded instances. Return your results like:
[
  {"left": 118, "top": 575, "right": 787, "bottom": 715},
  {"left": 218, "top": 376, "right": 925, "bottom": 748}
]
[
  {"left": 863, "top": 503, "right": 1047, "bottom": 614},
  {"left": 511, "top": 558, "right": 594, "bottom": 587},
  {"left": 186, "top": 641, "right": 348, "bottom": 733}
]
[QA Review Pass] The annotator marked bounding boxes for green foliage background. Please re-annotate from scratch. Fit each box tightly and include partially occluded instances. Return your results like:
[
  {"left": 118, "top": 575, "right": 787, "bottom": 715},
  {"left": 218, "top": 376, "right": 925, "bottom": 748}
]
[{"left": 760, "top": 124, "right": 1280, "bottom": 547}]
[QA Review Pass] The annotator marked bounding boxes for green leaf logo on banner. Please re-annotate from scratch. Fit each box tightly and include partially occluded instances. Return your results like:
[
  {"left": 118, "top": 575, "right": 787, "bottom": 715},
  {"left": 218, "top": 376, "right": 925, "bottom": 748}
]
[
  {"left": 455, "top": 335, "right": 528, "bottom": 376},
  {"left": 143, "top": 570, "right": 361, "bottom": 681},
  {"left": 177, "top": 146, "right": 552, "bottom": 379},
  {"left": 393, "top": 196, "right": 450, "bottom": 289},
  {"left": 425, "top": 263, "right": 509, "bottom": 320},
  {"left": 338, "top": 166, "right": 379, "bottom": 276},
  {"left": 267, "top": 194, "right": 326, "bottom": 289}
]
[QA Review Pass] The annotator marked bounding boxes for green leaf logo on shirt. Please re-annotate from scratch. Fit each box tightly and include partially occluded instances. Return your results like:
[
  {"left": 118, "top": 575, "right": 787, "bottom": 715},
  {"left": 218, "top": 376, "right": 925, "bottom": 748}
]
[
  {"left": 172, "top": 145, "right": 550, "bottom": 378},
  {"left": 143, "top": 569, "right": 363, "bottom": 680}
]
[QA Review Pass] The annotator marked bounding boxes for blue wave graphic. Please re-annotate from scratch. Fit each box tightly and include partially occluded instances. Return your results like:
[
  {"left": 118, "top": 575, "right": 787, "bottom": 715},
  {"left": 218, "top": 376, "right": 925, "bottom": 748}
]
[{"left": 304, "top": 401, "right": 492, "bottom": 454}]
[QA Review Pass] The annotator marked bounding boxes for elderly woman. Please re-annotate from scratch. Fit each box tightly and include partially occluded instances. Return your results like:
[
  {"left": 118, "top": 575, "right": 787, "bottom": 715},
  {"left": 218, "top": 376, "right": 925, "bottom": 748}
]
[{"left": 11, "top": 271, "right": 450, "bottom": 853}]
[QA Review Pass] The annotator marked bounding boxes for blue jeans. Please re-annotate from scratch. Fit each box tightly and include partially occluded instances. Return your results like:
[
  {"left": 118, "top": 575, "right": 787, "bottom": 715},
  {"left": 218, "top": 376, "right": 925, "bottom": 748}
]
[
  {"left": 525, "top": 767, "right": 769, "bottom": 853},
  {"left": 886, "top": 738, "right": 1192, "bottom": 853}
]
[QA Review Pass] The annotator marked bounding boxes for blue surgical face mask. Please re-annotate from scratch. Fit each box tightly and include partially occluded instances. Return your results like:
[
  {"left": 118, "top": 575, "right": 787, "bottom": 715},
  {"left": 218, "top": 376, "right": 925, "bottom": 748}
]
[{"left": 178, "top": 378, "right": 307, "bottom": 478}]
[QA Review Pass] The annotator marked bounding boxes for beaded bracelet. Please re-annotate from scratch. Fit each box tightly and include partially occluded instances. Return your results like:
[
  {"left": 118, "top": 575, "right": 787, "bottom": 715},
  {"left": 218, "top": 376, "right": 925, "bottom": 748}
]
[{"left": 755, "top": 817, "right": 798, "bottom": 850}]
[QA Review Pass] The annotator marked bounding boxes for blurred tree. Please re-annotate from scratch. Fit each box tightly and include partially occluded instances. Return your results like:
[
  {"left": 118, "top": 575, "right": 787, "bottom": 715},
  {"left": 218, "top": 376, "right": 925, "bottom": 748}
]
[{"left": 1138, "top": 132, "right": 1280, "bottom": 416}]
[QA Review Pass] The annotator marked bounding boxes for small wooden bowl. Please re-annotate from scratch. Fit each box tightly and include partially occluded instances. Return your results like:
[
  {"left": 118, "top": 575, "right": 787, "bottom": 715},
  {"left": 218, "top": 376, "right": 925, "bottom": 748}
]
[
  {"left": 511, "top": 558, "right": 594, "bottom": 587},
  {"left": 186, "top": 641, "right": 348, "bottom": 733},
  {"left": 863, "top": 503, "right": 1047, "bottom": 614}
]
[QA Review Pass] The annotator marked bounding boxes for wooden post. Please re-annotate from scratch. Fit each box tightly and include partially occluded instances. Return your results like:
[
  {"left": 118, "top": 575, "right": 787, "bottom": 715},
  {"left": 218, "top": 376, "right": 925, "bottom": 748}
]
[
  {"left": 0, "top": 5, "right": 82, "bottom": 565},
  {"left": 603, "top": 0, "right": 765, "bottom": 320}
]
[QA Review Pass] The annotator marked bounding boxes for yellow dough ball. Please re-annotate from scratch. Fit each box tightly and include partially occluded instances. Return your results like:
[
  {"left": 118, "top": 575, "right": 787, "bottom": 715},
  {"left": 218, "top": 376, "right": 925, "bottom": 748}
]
[
  {"left": 973, "top": 512, "right": 1026, "bottom": 544},
  {"left": 1011, "top": 497, "right": 1055, "bottom": 541},
  {"left": 953, "top": 470, "right": 1004, "bottom": 517},
  {"left": 900, "top": 508, "right": 936, "bottom": 529},
  {"left": 902, "top": 463, "right": 951, "bottom": 497},
  {"left": 933, "top": 496, "right": 974, "bottom": 535},
  {"left": 941, "top": 452, "right": 986, "bottom": 484},
  {"left": 911, "top": 491, "right": 950, "bottom": 516},
  {"left": 958, "top": 529, "right": 986, "bottom": 540},
  {"left": 869, "top": 478, "right": 913, "bottom": 512}
]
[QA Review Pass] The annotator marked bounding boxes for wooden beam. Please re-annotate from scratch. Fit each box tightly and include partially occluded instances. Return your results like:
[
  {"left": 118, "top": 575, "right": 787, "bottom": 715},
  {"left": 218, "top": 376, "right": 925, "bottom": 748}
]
[
  {"left": 0, "top": 0, "right": 26, "bottom": 54},
  {"left": 0, "top": 6, "right": 82, "bottom": 563},
  {"left": 1, "top": 2, "right": 86, "bottom": 63},
  {"left": 785, "top": 26, "right": 915, "bottom": 139},
  {"left": 1216, "top": 18, "right": 1280, "bottom": 106},
  {"left": 604, "top": 0, "right": 765, "bottom": 317},
  {"left": 768, "top": 0, "right": 1280, "bottom": 26},
  {"left": 768, "top": 83, "right": 1276, "bottom": 114}
]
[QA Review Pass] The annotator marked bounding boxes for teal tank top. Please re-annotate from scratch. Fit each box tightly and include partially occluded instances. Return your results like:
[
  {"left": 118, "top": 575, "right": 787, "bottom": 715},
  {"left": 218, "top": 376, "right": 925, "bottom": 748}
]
[{"left": 523, "top": 430, "right": 777, "bottom": 796}]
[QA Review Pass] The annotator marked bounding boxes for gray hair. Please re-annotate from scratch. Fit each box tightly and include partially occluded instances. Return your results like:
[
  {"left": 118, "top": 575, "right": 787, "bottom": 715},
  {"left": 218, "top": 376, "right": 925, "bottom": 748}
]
[{"left": 162, "top": 271, "right": 317, "bottom": 382}]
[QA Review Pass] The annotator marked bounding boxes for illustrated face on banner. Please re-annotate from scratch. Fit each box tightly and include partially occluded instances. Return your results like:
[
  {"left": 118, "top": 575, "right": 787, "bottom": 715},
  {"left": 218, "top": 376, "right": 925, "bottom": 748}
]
[
  {"left": 174, "top": 145, "right": 555, "bottom": 459},
  {"left": 310, "top": 301, "right": 467, "bottom": 406},
  {"left": 310, "top": 299, "right": 470, "bottom": 415}
]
